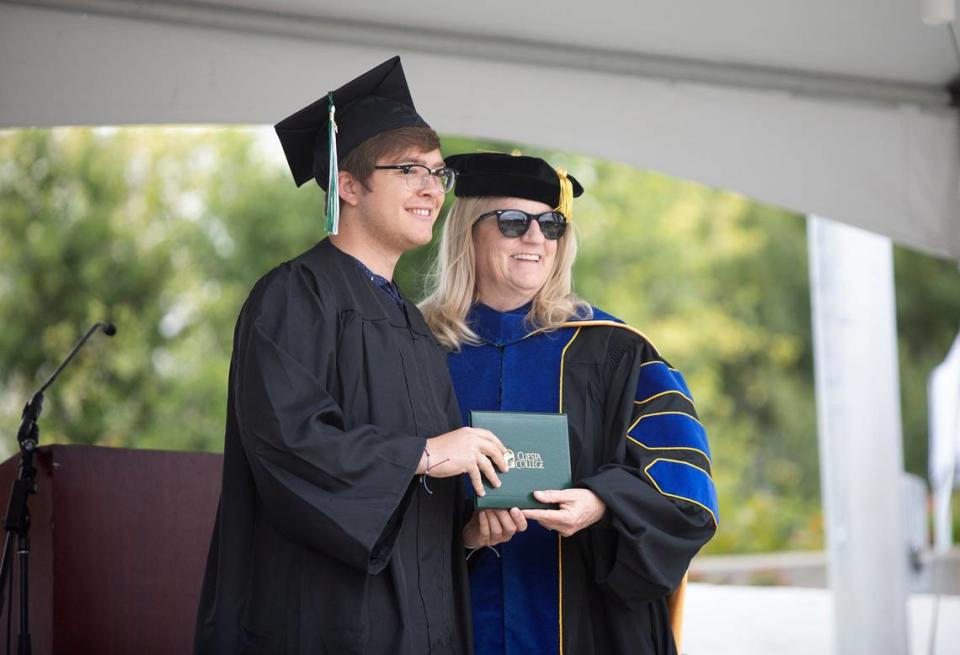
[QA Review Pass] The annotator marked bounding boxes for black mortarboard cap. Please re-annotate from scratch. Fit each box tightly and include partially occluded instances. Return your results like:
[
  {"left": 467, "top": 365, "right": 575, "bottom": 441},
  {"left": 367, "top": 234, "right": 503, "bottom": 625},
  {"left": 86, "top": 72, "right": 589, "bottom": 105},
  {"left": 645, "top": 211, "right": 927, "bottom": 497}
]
[
  {"left": 275, "top": 56, "right": 430, "bottom": 190},
  {"left": 445, "top": 153, "right": 584, "bottom": 218}
]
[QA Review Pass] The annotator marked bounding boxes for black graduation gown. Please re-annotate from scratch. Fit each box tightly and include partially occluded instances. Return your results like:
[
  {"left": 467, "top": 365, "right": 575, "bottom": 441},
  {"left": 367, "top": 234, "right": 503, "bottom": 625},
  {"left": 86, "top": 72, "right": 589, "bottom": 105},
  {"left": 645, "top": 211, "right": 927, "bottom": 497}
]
[
  {"left": 449, "top": 304, "right": 717, "bottom": 655},
  {"left": 194, "top": 239, "right": 471, "bottom": 655}
]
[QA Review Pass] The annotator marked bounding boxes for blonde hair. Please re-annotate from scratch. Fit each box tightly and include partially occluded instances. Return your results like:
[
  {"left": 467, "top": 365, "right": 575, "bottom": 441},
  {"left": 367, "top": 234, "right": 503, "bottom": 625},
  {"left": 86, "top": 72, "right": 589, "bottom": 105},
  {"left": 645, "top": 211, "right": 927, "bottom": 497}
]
[{"left": 420, "top": 196, "right": 592, "bottom": 350}]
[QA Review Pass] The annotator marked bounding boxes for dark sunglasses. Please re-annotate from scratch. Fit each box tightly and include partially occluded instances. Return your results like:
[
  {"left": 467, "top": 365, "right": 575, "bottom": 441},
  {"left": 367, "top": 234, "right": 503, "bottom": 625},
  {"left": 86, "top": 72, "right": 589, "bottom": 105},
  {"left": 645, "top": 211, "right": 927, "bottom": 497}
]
[{"left": 473, "top": 209, "right": 567, "bottom": 240}]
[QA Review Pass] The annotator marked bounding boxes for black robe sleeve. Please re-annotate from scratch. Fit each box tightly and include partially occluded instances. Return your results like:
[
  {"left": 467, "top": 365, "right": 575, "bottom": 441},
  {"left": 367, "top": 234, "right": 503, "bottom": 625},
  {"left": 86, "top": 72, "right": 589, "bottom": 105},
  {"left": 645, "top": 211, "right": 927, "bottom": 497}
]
[
  {"left": 577, "top": 332, "right": 718, "bottom": 605},
  {"left": 233, "top": 263, "right": 426, "bottom": 574}
]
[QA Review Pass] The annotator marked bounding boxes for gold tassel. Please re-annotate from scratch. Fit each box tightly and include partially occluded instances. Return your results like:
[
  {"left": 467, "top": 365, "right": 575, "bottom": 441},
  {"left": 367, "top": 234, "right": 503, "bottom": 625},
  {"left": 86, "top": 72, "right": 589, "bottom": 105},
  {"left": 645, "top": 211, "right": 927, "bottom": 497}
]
[{"left": 554, "top": 167, "right": 573, "bottom": 220}]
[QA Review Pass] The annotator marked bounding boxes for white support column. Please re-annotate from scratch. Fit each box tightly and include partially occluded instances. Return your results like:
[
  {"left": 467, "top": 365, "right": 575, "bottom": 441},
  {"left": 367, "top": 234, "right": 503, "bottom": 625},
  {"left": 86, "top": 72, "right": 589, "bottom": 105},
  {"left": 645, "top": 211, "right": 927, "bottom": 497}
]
[{"left": 807, "top": 215, "right": 909, "bottom": 655}]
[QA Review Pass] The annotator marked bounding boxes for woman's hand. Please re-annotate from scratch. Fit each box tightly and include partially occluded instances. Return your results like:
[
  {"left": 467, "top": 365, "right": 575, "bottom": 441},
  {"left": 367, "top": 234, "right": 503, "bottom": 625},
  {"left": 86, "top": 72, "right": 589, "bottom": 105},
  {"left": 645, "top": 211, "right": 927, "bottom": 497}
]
[
  {"left": 521, "top": 489, "right": 606, "bottom": 537},
  {"left": 463, "top": 508, "right": 528, "bottom": 548}
]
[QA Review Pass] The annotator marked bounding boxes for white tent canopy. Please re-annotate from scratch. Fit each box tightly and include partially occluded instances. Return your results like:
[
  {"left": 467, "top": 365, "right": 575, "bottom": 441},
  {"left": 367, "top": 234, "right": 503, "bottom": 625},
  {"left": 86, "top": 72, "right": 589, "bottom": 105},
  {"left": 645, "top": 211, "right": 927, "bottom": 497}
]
[{"left": 2, "top": 0, "right": 958, "bottom": 258}]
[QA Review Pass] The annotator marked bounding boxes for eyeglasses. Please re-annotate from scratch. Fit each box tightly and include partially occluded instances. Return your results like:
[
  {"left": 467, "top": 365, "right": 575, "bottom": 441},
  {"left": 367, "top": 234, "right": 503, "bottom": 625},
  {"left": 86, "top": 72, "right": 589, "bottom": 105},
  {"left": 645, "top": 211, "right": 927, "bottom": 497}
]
[
  {"left": 373, "top": 164, "right": 456, "bottom": 193},
  {"left": 474, "top": 209, "right": 567, "bottom": 240}
]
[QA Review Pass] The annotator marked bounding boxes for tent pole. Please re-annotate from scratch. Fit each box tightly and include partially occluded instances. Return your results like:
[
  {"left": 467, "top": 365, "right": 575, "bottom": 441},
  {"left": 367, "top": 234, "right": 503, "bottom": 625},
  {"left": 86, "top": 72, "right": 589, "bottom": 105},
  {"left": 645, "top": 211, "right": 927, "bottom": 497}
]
[{"left": 807, "top": 215, "right": 909, "bottom": 654}]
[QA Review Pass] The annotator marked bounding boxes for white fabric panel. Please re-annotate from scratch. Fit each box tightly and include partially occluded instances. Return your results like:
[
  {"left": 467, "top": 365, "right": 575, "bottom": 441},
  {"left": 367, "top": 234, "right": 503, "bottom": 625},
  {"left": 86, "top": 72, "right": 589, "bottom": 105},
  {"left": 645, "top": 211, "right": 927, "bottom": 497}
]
[
  {"left": 930, "top": 330, "right": 960, "bottom": 552},
  {"left": 44, "top": 0, "right": 960, "bottom": 83},
  {"left": 1, "top": 4, "right": 958, "bottom": 258}
]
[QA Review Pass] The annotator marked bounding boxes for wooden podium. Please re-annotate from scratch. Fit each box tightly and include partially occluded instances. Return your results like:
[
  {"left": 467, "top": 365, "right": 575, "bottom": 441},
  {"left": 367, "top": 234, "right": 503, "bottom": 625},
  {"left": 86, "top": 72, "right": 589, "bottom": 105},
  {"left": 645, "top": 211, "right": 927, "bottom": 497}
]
[{"left": 0, "top": 445, "right": 222, "bottom": 654}]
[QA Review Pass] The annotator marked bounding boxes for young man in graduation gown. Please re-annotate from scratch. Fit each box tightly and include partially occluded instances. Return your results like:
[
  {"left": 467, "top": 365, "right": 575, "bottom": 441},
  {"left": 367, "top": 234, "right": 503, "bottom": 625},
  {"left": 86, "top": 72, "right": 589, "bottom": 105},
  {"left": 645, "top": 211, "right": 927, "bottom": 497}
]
[{"left": 194, "top": 57, "right": 508, "bottom": 655}]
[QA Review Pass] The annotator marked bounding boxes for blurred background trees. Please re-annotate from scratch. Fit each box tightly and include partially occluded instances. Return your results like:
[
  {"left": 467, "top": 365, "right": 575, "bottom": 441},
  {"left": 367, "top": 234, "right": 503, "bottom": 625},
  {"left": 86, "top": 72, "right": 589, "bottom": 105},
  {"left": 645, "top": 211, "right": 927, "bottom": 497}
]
[{"left": 1, "top": 127, "right": 958, "bottom": 554}]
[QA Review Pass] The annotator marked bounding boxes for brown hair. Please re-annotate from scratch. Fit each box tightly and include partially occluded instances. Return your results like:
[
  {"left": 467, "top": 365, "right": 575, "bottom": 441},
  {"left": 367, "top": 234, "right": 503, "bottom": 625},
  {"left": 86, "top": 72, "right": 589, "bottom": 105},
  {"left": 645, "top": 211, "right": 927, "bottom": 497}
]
[{"left": 340, "top": 126, "right": 441, "bottom": 190}]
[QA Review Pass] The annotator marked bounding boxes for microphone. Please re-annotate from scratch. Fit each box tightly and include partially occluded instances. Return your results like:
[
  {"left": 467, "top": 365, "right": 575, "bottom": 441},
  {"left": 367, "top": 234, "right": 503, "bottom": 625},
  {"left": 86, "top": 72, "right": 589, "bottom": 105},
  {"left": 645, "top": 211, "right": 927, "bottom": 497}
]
[
  {"left": 18, "top": 321, "right": 117, "bottom": 449},
  {"left": 1, "top": 321, "right": 116, "bottom": 650},
  {"left": 35, "top": 321, "right": 116, "bottom": 396}
]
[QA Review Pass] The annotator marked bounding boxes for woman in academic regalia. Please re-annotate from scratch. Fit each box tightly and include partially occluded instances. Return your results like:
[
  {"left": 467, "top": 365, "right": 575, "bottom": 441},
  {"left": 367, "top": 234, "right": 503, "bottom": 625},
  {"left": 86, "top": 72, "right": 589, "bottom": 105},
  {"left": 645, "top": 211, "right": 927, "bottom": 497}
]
[{"left": 420, "top": 153, "right": 719, "bottom": 655}]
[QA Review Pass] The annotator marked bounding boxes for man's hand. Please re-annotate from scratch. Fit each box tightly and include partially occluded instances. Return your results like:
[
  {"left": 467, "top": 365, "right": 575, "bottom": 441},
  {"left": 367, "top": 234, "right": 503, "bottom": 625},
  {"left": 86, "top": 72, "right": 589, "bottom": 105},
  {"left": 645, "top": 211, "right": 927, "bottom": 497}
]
[
  {"left": 463, "top": 508, "right": 528, "bottom": 548},
  {"left": 420, "top": 428, "right": 509, "bottom": 496},
  {"left": 521, "top": 489, "right": 606, "bottom": 537}
]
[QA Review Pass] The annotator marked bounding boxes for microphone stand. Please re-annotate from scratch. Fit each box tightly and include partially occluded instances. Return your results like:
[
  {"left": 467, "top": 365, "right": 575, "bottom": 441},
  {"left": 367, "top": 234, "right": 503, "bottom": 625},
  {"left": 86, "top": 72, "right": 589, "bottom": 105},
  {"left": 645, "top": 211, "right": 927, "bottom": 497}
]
[{"left": 0, "top": 322, "right": 116, "bottom": 655}]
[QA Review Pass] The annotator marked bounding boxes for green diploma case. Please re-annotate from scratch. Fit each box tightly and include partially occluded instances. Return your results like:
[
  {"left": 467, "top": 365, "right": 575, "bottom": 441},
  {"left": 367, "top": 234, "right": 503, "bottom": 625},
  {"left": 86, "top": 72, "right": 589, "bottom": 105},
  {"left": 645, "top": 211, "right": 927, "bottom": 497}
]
[{"left": 470, "top": 410, "right": 573, "bottom": 510}]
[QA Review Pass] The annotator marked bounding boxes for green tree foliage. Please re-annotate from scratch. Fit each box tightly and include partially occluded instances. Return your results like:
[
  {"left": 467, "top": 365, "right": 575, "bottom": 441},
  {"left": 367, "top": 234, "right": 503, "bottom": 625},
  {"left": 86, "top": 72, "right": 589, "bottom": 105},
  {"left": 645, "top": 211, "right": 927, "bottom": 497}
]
[
  {"left": 1, "top": 127, "right": 957, "bottom": 553},
  {"left": 0, "top": 128, "right": 320, "bottom": 452}
]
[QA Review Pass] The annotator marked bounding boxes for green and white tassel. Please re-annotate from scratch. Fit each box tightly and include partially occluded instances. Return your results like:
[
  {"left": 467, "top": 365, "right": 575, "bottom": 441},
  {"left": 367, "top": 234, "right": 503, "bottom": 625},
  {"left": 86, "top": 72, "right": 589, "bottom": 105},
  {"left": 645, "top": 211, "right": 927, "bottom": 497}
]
[{"left": 324, "top": 92, "right": 340, "bottom": 235}]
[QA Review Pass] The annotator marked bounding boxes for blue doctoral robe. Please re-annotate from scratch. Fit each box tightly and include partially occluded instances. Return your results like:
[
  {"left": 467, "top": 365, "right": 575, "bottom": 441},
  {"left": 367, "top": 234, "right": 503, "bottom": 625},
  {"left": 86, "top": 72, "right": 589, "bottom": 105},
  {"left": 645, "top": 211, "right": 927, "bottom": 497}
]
[{"left": 448, "top": 303, "right": 718, "bottom": 655}]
